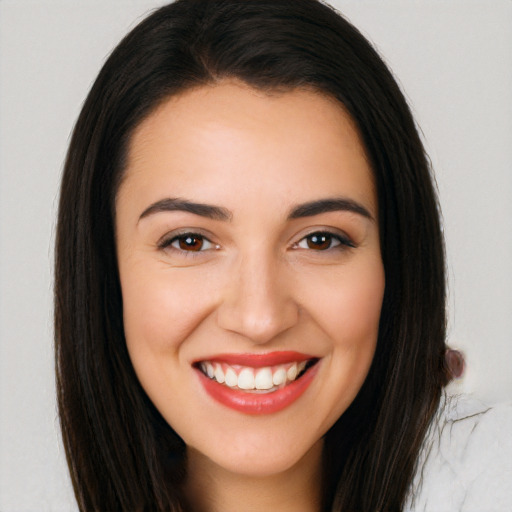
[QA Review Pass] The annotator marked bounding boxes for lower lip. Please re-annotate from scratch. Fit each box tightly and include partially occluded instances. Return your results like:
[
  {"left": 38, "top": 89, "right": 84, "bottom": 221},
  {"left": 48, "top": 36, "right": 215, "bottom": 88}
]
[{"left": 197, "top": 362, "right": 319, "bottom": 415}]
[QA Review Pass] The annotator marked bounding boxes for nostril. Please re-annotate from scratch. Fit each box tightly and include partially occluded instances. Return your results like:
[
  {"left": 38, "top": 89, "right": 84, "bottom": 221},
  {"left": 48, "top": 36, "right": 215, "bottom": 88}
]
[{"left": 216, "top": 291, "right": 299, "bottom": 344}]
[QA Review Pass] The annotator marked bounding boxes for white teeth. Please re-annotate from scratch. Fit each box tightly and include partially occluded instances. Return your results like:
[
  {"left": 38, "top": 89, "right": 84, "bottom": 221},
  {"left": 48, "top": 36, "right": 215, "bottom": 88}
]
[
  {"left": 214, "top": 364, "right": 225, "bottom": 384},
  {"left": 238, "top": 368, "right": 255, "bottom": 389},
  {"left": 287, "top": 362, "right": 298, "bottom": 381},
  {"left": 206, "top": 362, "right": 215, "bottom": 379},
  {"left": 200, "top": 359, "right": 314, "bottom": 391},
  {"left": 272, "top": 368, "right": 287, "bottom": 386},
  {"left": 255, "top": 368, "right": 273, "bottom": 390},
  {"left": 225, "top": 367, "right": 238, "bottom": 388}
]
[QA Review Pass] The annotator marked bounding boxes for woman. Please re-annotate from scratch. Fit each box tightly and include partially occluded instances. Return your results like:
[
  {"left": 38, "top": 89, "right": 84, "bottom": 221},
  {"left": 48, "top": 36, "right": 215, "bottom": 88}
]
[{"left": 54, "top": 1, "right": 510, "bottom": 510}]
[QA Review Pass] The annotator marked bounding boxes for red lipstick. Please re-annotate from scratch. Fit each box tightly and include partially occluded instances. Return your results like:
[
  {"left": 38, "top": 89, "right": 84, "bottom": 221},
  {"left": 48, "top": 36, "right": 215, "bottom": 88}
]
[{"left": 195, "top": 352, "right": 319, "bottom": 415}]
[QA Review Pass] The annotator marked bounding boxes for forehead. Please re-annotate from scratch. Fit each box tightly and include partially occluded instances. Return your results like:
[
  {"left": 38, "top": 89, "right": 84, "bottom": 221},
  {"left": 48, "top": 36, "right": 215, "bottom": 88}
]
[
  {"left": 129, "top": 82, "right": 368, "bottom": 163},
  {"left": 120, "top": 81, "right": 376, "bottom": 219}
]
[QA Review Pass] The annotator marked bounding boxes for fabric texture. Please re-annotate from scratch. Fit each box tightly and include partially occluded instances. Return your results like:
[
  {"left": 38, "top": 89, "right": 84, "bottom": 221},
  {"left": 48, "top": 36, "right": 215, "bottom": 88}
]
[{"left": 405, "top": 393, "right": 512, "bottom": 511}]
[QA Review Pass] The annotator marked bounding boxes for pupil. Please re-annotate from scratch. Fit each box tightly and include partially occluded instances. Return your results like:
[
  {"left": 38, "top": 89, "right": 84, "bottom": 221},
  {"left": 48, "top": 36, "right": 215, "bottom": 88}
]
[
  {"left": 308, "top": 233, "right": 330, "bottom": 250},
  {"left": 179, "top": 235, "right": 203, "bottom": 251}
]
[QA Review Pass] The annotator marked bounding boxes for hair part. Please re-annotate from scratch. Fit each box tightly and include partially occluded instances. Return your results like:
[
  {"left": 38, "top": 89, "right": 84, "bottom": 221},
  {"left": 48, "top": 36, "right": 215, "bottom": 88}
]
[{"left": 55, "top": 1, "right": 447, "bottom": 510}]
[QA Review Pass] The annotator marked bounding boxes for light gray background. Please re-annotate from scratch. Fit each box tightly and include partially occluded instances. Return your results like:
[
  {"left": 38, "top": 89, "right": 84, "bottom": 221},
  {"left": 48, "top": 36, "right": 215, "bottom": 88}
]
[{"left": 1, "top": 1, "right": 511, "bottom": 510}]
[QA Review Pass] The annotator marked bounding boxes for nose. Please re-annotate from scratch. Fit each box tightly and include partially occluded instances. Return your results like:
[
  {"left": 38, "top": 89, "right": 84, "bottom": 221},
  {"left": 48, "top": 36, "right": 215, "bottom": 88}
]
[{"left": 216, "top": 253, "right": 299, "bottom": 344}]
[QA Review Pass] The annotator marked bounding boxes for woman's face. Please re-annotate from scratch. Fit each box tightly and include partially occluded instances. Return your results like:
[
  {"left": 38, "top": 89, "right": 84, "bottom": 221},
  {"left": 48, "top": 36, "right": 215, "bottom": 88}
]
[{"left": 116, "top": 82, "right": 385, "bottom": 478}]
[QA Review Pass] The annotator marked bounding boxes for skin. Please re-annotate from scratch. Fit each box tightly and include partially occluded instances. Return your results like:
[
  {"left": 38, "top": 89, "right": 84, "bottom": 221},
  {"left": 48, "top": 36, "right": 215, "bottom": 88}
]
[{"left": 116, "top": 81, "right": 385, "bottom": 512}]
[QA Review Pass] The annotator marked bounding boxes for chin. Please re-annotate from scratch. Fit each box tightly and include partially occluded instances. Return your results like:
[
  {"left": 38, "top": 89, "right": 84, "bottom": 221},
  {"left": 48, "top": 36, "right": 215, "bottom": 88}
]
[{"left": 187, "top": 432, "right": 324, "bottom": 479}]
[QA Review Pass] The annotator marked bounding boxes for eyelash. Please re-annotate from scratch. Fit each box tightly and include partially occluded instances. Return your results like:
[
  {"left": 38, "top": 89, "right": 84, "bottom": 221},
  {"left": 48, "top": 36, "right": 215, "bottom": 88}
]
[
  {"left": 158, "top": 232, "right": 218, "bottom": 254},
  {"left": 158, "top": 230, "right": 355, "bottom": 255},
  {"left": 293, "top": 231, "right": 355, "bottom": 251}
]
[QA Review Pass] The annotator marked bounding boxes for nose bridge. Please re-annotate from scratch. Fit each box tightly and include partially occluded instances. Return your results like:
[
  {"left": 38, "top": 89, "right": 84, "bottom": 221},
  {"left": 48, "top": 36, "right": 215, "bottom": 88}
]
[{"left": 217, "top": 248, "right": 298, "bottom": 344}]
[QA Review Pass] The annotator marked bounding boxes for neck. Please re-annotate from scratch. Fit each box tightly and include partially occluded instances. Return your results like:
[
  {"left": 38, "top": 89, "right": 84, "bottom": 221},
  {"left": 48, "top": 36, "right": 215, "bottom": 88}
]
[{"left": 183, "top": 440, "right": 323, "bottom": 512}]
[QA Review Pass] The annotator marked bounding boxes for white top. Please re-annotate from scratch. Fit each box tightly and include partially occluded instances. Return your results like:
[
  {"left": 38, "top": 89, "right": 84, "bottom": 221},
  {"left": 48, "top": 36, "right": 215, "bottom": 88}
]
[{"left": 405, "top": 394, "right": 512, "bottom": 511}]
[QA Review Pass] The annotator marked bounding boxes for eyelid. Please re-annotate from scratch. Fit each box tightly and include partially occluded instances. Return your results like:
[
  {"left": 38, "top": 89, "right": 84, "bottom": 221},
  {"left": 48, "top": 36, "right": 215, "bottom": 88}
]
[
  {"left": 157, "top": 229, "right": 219, "bottom": 252},
  {"left": 172, "top": 235, "right": 215, "bottom": 251},
  {"left": 291, "top": 228, "right": 356, "bottom": 251}
]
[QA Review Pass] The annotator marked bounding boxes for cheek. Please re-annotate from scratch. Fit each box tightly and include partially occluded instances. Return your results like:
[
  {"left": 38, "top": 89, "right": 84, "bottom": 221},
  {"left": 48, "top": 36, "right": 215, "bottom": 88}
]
[
  {"left": 302, "top": 257, "right": 385, "bottom": 348},
  {"left": 120, "top": 263, "right": 216, "bottom": 357}
]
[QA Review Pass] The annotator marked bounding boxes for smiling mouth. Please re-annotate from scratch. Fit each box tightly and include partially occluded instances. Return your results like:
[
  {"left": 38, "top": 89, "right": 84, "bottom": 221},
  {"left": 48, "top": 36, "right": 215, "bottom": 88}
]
[
  {"left": 196, "top": 358, "right": 318, "bottom": 394},
  {"left": 194, "top": 352, "right": 320, "bottom": 414}
]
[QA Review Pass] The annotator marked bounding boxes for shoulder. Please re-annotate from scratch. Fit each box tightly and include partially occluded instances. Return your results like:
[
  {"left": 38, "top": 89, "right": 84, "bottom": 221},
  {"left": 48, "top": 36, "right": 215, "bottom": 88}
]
[{"left": 405, "top": 393, "right": 512, "bottom": 511}]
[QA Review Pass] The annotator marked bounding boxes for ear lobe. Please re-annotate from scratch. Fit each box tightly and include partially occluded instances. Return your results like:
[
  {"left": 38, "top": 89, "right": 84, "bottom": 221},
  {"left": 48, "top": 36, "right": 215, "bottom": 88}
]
[{"left": 445, "top": 349, "right": 465, "bottom": 380}]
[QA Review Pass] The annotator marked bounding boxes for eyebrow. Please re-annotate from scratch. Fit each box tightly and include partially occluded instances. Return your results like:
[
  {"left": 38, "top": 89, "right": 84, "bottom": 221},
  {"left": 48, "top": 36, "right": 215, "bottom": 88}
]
[
  {"left": 288, "top": 197, "right": 373, "bottom": 221},
  {"left": 138, "top": 196, "right": 373, "bottom": 223},
  {"left": 138, "top": 198, "right": 232, "bottom": 222}
]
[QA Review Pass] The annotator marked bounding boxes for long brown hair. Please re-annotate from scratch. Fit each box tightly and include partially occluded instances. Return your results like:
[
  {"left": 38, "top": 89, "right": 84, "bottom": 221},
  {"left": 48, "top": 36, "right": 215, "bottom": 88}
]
[{"left": 55, "top": 1, "right": 448, "bottom": 510}]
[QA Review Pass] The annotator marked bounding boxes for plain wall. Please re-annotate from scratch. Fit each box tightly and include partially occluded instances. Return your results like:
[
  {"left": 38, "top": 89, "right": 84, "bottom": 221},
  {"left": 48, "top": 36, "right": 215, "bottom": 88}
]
[{"left": 1, "top": 1, "right": 511, "bottom": 510}]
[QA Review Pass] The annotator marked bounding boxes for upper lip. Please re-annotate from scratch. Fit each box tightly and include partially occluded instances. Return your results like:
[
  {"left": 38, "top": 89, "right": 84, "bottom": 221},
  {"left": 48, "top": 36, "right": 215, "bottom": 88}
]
[{"left": 194, "top": 351, "right": 317, "bottom": 368}]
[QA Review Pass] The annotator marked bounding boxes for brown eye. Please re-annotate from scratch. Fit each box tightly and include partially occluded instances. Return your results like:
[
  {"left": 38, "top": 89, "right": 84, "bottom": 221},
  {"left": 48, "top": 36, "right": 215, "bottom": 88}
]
[
  {"left": 306, "top": 233, "right": 334, "bottom": 250},
  {"left": 295, "top": 231, "right": 354, "bottom": 251},
  {"left": 159, "top": 231, "right": 217, "bottom": 254},
  {"left": 176, "top": 234, "right": 205, "bottom": 251}
]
